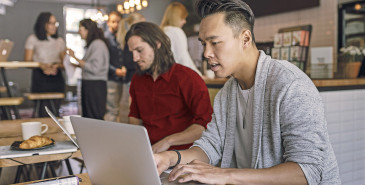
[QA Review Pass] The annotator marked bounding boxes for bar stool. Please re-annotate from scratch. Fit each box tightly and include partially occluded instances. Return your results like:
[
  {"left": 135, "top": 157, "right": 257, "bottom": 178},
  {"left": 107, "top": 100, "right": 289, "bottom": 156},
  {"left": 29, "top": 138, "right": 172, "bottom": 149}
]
[
  {"left": 0, "top": 97, "right": 23, "bottom": 119},
  {"left": 25, "top": 92, "right": 64, "bottom": 117}
]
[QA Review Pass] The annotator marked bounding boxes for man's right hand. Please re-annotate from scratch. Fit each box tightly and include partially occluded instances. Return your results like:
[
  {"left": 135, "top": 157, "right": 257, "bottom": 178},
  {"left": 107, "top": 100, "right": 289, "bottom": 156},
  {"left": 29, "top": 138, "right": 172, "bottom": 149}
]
[{"left": 154, "top": 151, "right": 175, "bottom": 175}]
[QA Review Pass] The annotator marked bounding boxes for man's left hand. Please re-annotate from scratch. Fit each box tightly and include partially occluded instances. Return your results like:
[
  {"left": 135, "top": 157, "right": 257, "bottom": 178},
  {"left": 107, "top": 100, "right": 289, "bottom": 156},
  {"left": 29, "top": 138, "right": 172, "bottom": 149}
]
[
  {"left": 168, "top": 160, "right": 231, "bottom": 185},
  {"left": 152, "top": 137, "right": 171, "bottom": 153}
]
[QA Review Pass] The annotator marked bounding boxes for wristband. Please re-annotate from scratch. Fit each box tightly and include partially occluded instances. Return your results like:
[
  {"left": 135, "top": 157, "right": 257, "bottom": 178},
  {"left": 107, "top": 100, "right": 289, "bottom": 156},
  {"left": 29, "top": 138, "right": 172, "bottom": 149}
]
[{"left": 169, "top": 150, "right": 181, "bottom": 169}]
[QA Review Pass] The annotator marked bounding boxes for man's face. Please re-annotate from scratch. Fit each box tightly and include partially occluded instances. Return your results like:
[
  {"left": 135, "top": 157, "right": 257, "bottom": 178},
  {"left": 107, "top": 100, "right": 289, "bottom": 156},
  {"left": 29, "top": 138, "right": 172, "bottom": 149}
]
[
  {"left": 128, "top": 35, "right": 155, "bottom": 72},
  {"left": 199, "top": 13, "right": 245, "bottom": 78},
  {"left": 107, "top": 14, "right": 121, "bottom": 33}
]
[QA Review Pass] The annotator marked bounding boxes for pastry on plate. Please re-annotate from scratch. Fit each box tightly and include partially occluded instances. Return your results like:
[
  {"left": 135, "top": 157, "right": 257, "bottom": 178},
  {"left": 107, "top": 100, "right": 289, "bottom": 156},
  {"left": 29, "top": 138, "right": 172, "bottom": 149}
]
[{"left": 19, "top": 135, "right": 54, "bottom": 149}]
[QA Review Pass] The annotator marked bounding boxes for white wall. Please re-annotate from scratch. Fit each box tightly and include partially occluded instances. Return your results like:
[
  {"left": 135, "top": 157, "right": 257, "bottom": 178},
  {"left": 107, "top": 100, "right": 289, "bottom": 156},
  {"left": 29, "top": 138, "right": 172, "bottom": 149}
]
[{"left": 321, "top": 89, "right": 365, "bottom": 184}]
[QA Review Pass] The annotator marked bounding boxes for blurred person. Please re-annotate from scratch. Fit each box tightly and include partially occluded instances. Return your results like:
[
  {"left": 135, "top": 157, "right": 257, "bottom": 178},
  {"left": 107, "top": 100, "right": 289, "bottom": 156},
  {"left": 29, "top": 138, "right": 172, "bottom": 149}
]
[
  {"left": 104, "top": 12, "right": 145, "bottom": 122},
  {"left": 117, "top": 13, "right": 146, "bottom": 106},
  {"left": 126, "top": 22, "right": 212, "bottom": 153},
  {"left": 154, "top": 0, "right": 340, "bottom": 184},
  {"left": 160, "top": 2, "right": 202, "bottom": 75},
  {"left": 24, "top": 12, "right": 66, "bottom": 117},
  {"left": 116, "top": 13, "right": 146, "bottom": 48},
  {"left": 103, "top": 11, "right": 125, "bottom": 122},
  {"left": 66, "top": 19, "right": 109, "bottom": 120}
]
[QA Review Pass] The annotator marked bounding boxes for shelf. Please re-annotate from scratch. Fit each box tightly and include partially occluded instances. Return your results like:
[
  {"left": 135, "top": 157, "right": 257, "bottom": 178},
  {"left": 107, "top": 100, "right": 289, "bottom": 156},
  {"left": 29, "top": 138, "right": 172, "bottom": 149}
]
[
  {"left": 345, "top": 17, "right": 365, "bottom": 24},
  {"left": 345, "top": 32, "right": 365, "bottom": 38}
]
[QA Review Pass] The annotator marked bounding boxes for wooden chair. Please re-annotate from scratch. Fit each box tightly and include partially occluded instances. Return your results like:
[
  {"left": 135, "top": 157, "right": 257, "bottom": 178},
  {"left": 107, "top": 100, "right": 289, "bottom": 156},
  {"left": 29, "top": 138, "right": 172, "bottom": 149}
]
[
  {"left": 0, "top": 97, "right": 24, "bottom": 119},
  {"left": 25, "top": 93, "right": 65, "bottom": 117}
]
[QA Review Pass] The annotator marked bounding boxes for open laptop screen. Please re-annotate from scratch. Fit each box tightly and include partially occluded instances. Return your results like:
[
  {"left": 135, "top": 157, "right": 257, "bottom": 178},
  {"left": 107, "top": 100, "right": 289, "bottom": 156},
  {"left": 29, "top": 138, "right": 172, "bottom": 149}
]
[
  {"left": 45, "top": 106, "right": 79, "bottom": 148},
  {"left": 0, "top": 39, "right": 14, "bottom": 61}
]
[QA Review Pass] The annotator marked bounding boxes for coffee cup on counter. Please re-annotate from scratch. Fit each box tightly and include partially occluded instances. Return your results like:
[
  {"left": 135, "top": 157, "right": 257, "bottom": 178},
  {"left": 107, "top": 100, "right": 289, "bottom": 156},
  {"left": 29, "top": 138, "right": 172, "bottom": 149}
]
[
  {"left": 21, "top": 122, "right": 49, "bottom": 140},
  {"left": 59, "top": 115, "right": 81, "bottom": 134}
]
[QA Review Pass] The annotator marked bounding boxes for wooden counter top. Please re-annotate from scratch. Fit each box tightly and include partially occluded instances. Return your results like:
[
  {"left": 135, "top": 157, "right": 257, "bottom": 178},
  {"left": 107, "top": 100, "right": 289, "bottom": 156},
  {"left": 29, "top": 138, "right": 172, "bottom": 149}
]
[
  {"left": 203, "top": 76, "right": 228, "bottom": 85},
  {"left": 12, "top": 173, "right": 91, "bottom": 185},
  {"left": 0, "top": 61, "right": 40, "bottom": 68},
  {"left": 0, "top": 118, "right": 61, "bottom": 138},
  {"left": 312, "top": 78, "right": 365, "bottom": 87},
  {"left": 204, "top": 76, "right": 365, "bottom": 89},
  {"left": 0, "top": 118, "right": 81, "bottom": 168}
]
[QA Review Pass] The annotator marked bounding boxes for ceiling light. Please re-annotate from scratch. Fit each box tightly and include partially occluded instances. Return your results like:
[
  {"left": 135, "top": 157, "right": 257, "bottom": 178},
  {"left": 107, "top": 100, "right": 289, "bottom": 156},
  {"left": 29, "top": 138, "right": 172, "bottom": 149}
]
[{"left": 118, "top": 0, "right": 148, "bottom": 14}]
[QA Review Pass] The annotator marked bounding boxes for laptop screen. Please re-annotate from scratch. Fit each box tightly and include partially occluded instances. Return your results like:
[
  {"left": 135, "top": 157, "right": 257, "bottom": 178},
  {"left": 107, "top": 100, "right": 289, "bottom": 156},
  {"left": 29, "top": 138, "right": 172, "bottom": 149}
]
[
  {"left": 45, "top": 106, "right": 79, "bottom": 148},
  {"left": 0, "top": 39, "right": 14, "bottom": 61}
]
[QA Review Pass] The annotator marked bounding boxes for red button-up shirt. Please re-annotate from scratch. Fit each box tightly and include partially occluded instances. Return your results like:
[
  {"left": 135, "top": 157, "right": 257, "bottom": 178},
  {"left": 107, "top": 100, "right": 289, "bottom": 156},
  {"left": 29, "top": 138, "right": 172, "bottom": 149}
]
[{"left": 129, "top": 64, "right": 213, "bottom": 150}]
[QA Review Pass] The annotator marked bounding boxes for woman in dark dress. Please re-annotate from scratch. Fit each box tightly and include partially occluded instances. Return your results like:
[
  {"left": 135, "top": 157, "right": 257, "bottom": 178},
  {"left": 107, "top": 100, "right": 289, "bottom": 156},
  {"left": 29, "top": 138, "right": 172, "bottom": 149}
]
[{"left": 24, "top": 12, "right": 66, "bottom": 117}]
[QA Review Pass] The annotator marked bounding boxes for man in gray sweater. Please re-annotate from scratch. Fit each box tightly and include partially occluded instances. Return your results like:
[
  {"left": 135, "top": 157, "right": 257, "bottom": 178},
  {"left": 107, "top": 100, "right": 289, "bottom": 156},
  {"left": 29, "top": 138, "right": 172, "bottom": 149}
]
[{"left": 154, "top": 0, "right": 340, "bottom": 184}]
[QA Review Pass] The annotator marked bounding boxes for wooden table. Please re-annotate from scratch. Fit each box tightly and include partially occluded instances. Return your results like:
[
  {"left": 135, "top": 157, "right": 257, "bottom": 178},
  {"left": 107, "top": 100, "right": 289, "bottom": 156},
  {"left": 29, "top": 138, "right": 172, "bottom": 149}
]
[
  {"left": 12, "top": 173, "right": 91, "bottom": 185},
  {"left": 0, "top": 61, "right": 40, "bottom": 97},
  {"left": 11, "top": 172, "right": 205, "bottom": 185},
  {"left": 0, "top": 61, "right": 40, "bottom": 68},
  {"left": 202, "top": 76, "right": 365, "bottom": 89},
  {"left": 0, "top": 61, "right": 40, "bottom": 119},
  {"left": 0, "top": 118, "right": 81, "bottom": 168}
]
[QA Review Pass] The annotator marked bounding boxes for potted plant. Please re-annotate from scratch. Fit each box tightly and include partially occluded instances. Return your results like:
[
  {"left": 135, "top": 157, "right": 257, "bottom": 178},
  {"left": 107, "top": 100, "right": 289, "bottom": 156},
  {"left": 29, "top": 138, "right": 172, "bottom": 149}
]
[{"left": 337, "top": 46, "right": 365, "bottom": 78}]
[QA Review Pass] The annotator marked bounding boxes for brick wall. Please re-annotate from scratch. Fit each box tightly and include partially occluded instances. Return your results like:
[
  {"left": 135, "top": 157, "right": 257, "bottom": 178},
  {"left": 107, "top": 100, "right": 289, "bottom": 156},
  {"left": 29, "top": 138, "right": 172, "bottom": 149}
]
[{"left": 254, "top": 0, "right": 338, "bottom": 58}]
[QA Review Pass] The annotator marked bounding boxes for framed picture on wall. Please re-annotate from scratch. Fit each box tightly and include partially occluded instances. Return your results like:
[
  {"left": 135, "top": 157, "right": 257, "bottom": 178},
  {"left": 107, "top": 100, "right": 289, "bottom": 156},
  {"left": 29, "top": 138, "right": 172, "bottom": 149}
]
[
  {"left": 283, "top": 32, "right": 292, "bottom": 46},
  {"left": 274, "top": 33, "right": 283, "bottom": 47},
  {"left": 271, "top": 48, "right": 281, "bottom": 59},
  {"left": 281, "top": 47, "right": 290, "bottom": 60},
  {"left": 289, "top": 46, "right": 304, "bottom": 62},
  {"left": 292, "top": 30, "right": 309, "bottom": 46}
]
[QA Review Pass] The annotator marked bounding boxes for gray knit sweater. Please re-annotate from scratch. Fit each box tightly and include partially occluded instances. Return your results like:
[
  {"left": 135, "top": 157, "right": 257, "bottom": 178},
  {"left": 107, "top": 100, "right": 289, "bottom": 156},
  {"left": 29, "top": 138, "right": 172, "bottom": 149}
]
[
  {"left": 193, "top": 51, "right": 340, "bottom": 185},
  {"left": 81, "top": 39, "right": 109, "bottom": 81}
]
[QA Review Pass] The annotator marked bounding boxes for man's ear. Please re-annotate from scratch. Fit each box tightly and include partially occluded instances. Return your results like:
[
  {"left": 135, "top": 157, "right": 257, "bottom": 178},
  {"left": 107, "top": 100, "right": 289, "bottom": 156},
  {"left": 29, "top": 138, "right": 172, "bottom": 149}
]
[
  {"left": 240, "top": 30, "right": 252, "bottom": 47},
  {"left": 156, "top": 41, "right": 161, "bottom": 49}
]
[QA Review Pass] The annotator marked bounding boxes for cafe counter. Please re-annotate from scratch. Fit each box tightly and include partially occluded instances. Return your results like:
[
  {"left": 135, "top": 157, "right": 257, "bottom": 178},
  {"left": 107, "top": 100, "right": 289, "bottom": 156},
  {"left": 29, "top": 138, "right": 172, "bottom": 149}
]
[{"left": 204, "top": 77, "right": 365, "bottom": 90}]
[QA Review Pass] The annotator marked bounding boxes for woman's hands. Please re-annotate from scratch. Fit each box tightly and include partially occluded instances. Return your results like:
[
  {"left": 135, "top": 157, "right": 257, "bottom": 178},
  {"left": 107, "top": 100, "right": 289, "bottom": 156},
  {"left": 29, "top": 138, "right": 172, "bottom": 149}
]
[
  {"left": 40, "top": 63, "right": 59, "bottom": 76},
  {"left": 65, "top": 49, "right": 76, "bottom": 58},
  {"left": 65, "top": 49, "right": 85, "bottom": 67}
]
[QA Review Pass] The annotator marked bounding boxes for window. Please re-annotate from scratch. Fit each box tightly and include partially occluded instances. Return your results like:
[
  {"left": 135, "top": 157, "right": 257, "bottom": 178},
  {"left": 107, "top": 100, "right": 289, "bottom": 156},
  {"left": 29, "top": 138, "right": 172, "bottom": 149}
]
[{"left": 63, "top": 5, "right": 106, "bottom": 85}]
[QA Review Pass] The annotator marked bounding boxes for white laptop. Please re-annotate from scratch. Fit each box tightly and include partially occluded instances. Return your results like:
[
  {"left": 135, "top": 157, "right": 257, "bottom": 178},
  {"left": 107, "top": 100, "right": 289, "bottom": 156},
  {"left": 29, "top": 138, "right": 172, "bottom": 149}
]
[
  {"left": 70, "top": 116, "right": 208, "bottom": 185},
  {"left": 0, "top": 39, "right": 14, "bottom": 61}
]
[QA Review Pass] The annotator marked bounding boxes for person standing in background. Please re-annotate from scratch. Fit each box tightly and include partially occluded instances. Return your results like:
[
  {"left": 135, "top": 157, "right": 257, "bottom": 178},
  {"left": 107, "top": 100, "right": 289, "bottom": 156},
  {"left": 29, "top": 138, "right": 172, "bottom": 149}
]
[
  {"left": 66, "top": 19, "right": 109, "bottom": 120},
  {"left": 25, "top": 12, "right": 66, "bottom": 117},
  {"left": 114, "top": 13, "right": 146, "bottom": 121},
  {"left": 24, "top": 12, "right": 66, "bottom": 117},
  {"left": 104, "top": 11, "right": 126, "bottom": 122},
  {"left": 160, "top": 2, "right": 202, "bottom": 76}
]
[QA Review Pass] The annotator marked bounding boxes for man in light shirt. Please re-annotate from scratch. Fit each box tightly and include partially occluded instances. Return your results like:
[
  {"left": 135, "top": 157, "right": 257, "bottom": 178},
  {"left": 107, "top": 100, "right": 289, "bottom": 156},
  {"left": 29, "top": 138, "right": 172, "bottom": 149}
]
[{"left": 154, "top": 0, "right": 341, "bottom": 184}]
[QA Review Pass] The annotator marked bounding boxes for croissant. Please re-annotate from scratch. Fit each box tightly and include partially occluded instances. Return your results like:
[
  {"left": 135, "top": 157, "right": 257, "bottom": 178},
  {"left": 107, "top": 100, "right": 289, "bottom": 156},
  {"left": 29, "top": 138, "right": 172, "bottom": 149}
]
[{"left": 19, "top": 135, "right": 54, "bottom": 149}]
